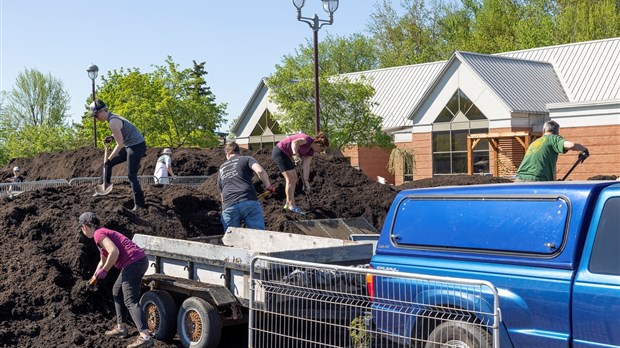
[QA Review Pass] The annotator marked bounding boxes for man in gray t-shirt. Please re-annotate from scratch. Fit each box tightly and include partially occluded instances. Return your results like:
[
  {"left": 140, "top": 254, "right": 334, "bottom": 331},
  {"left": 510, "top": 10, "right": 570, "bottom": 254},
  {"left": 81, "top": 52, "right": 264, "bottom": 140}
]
[{"left": 217, "top": 142, "right": 274, "bottom": 232}]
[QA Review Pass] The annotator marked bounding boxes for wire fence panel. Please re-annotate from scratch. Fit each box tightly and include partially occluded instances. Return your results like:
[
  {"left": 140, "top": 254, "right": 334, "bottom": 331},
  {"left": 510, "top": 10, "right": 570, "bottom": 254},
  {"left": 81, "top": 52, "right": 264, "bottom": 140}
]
[
  {"left": 68, "top": 177, "right": 102, "bottom": 186},
  {"left": 249, "top": 256, "right": 500, "bottom": 348},
  {"left": 169, "top": 175, "right": 211, "bottom": 186},
  {"left": 0, "top": 179, "right": 70, "bottom": 196}
]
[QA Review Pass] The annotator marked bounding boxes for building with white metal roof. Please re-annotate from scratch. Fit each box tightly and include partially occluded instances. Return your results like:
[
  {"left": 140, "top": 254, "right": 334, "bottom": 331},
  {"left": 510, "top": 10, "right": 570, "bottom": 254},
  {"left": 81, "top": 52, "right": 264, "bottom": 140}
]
[{"left": 232, "top": 37, "right": 620, "bottom": 183}]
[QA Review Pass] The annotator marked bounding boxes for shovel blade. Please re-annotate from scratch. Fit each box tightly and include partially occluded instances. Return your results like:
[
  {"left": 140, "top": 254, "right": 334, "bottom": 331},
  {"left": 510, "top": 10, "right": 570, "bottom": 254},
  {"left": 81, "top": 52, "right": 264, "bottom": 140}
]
[{"left": 93, "top": 183, "right": 113, "bottom": 196}]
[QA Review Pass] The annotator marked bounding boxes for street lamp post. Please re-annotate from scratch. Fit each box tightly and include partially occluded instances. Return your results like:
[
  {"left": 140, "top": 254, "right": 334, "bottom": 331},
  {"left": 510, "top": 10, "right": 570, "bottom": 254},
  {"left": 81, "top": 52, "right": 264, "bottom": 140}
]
[
  {"left": 292, "top": 0, "right": 339, "bottom": 135},
  {"left": 86, "top": 64, "right": 99, "bottom": 147}
]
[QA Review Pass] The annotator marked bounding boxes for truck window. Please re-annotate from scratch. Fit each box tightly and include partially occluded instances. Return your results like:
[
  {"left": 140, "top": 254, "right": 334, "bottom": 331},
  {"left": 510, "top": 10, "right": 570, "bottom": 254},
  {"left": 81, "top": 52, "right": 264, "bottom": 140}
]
[
  {"left": 589, "top": 197, "right": 620, "bottom": 275},
  {"left": 391, "top": 196, "right": 569, "bottom": 254}
]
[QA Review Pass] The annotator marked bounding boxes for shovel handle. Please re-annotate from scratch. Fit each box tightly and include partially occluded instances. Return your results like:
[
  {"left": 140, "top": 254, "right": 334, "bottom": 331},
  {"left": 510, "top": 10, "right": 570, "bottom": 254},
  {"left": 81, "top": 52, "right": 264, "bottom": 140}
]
[{"left": 103, "top": 145, "right": 109, "bottom": 164}]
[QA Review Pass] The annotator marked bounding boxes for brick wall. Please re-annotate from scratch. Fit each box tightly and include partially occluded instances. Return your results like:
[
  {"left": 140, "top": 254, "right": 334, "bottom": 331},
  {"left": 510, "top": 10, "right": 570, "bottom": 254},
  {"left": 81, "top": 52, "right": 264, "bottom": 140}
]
[
  {"left": 342, "top": 146, "right": 395, "bottom": 184},
  {"left": 410, "top": 133, "right": 433, "bottom": 182},
  {"left": 557, "top": 125, "right": 620, "bottom": 180}
]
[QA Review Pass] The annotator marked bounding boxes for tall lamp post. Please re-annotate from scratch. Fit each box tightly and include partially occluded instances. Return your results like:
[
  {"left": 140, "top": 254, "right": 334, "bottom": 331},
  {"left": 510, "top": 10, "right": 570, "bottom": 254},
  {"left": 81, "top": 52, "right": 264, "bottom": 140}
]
[
  {"left": 292, "top": 0, "right": 338, "bottom": 135},
  {"left": 86, "top": 64, "right": 99, "bottom": 147}
]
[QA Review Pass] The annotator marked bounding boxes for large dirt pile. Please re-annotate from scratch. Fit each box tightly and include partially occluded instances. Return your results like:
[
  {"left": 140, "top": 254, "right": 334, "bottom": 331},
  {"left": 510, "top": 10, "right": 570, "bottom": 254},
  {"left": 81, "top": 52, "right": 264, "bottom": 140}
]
[{"left": 0, "top": 146, "right": 521, "bottom": 347}]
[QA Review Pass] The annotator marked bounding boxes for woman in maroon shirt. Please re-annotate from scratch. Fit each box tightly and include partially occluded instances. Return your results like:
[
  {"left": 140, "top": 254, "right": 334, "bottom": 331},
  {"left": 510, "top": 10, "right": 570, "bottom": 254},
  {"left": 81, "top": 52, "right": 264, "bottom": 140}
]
[
  {"left": 79, "top": 212, "right": 154, "bottom": 348},
  {"left": 271, "top": 132, "right": 329, "bottom": 214}
]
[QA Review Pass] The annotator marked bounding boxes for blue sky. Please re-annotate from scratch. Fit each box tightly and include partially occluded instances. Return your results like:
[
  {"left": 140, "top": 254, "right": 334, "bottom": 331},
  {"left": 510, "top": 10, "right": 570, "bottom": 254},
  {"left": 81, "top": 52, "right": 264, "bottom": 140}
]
[{"left": 0, "top": 0, "right": 396, "bottom": 131}]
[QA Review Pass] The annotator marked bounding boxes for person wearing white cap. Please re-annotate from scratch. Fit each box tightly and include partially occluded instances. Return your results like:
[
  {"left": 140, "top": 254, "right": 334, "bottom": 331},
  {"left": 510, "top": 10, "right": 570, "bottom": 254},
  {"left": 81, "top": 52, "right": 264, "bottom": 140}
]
[
  {"left": 153, "top": 148, "right": 175, "bottom": 185},
  {"left": 11, "top": 166, "right": 24, "bottom": 183}
]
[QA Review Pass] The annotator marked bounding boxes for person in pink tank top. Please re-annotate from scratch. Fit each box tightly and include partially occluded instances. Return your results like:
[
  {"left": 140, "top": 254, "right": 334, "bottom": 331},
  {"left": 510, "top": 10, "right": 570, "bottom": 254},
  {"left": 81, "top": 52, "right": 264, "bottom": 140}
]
[{"left": 78, "top": 212, "right": 154, "bottom": 348}]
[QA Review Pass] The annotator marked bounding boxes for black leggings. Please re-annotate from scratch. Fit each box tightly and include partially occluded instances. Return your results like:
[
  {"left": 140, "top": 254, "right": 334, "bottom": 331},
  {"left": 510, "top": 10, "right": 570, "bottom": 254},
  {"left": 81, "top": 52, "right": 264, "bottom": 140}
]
[
  {"left": 112, "top": 256, "right": 149, "bottom": 331},
  {"left": 104, "top": 142, "right": 146, "bottom": 194}
]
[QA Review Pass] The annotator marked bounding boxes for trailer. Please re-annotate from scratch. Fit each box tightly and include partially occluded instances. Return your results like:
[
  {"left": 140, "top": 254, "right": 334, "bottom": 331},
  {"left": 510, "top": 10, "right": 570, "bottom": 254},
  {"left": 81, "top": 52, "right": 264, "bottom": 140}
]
[{"left": 132, "top": 227, "right": 375, "bottom": 348}]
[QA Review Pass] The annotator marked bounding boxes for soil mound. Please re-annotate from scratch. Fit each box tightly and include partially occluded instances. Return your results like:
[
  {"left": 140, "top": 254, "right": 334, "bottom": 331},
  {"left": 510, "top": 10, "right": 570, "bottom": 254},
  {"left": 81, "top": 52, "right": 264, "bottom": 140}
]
[{"left": 0, "top": 146, "right": 514, "bottom": 347}]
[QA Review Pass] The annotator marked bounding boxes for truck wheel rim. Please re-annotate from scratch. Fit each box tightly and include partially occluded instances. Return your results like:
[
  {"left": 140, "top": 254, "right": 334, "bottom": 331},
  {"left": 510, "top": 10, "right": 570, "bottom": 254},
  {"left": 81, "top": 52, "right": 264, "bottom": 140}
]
[
  {"left": 145, "top": 303, "right": 160, "bottom": 333},
  {"left": 183, "top": 309, "right": 203, "bottom": 342},
  {"left": 443, "top": 340, "right": 470, "bottom": 348}
]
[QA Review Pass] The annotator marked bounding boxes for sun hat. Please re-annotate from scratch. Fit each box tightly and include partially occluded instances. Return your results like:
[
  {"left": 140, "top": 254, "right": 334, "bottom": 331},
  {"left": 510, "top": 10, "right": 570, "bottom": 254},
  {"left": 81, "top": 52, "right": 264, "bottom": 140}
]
[
  {"left": 89, "top": 100, "right": 106, "bottom": 117},
  {"left": 162, "top": 148, "right": 172, "bottom": 155}
]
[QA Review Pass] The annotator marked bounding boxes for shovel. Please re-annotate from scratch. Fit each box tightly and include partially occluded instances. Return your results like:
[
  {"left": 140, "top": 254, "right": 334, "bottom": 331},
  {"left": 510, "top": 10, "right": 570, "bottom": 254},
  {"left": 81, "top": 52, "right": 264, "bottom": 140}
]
[
  {"left": 93, "top": 144, "right": 113, "bottom": 196},
  {"left": 561, "top": 150, "right": 589, "bottom": 181}
]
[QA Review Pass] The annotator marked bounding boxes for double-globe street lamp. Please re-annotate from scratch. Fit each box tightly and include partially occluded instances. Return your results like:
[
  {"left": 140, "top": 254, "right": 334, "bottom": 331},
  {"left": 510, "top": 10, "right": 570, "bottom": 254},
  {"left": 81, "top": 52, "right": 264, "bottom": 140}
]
[
  {"left": 86, "top": 64, "right": 99, "bottom": 147},
  {"left": 292, "top": 0, "right": 339, "bottom": 135}
]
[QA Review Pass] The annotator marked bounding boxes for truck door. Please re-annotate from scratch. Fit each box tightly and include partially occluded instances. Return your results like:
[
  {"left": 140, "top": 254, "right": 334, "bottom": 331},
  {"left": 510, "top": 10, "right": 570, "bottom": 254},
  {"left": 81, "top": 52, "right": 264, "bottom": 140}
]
[{"left": 572, "top": 186, "right": 620, "bottom": 347}]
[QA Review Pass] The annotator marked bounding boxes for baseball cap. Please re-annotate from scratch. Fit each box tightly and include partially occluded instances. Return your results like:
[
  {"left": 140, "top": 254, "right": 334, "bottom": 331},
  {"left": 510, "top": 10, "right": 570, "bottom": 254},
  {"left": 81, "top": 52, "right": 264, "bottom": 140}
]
[
  {"left": 78, "top": 212, "right": 97, "bottom": 226},
  {"left": 13, "top": 166, "right": 20, "bottom": 172},
  {"left": 89, "top": 100, "right": 106, "bottom": 117}
]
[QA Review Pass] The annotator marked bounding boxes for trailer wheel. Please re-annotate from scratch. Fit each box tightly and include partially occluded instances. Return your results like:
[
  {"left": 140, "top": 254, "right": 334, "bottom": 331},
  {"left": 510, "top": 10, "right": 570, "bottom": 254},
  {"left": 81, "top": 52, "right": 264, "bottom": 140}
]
[
  {"left": 424, "top": 321, "right": 492, "bottom": 348},
  {"left": 177, "top": 297, "right": 222, "bottom": 348},
  {"left": 140, "top": 290, "right": 177, "bottom": 341}
]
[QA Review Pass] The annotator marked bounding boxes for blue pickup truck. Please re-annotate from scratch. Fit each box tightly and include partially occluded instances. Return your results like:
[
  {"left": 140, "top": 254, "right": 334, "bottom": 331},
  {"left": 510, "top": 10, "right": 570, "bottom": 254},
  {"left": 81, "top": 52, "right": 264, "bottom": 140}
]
[{"left": 369, "top": 181, "right": 620, "bottom": 347}]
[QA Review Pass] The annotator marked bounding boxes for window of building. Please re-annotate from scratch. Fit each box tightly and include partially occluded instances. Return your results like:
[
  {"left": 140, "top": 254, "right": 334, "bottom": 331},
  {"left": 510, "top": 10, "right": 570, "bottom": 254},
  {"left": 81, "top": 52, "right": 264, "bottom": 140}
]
[
  {"left": 432, "top": 89, "right": 490, "bottom": 175},
  {"left": 250, "top": 110, "right": 281, "bottom": 136},
  {"left": 248, "top": 110, "right": 282, "bottom": 150}
]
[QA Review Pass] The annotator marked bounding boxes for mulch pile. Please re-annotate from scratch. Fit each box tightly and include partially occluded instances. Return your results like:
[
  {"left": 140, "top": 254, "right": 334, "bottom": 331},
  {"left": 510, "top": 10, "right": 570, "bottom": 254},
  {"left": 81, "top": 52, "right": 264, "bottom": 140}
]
[{"left": 0, "top": 145, "right": 609, "bottom": 347}]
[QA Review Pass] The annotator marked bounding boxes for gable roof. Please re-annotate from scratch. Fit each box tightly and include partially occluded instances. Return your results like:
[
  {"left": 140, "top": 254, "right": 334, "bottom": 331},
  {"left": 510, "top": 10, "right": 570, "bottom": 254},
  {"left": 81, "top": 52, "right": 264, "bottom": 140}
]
[
  {"left": 234, "top": 38, "right": 619, "bottom": 136},
  {"left": 230, "top": 78, "right": 268, "bottom": 135},
  {"left": 339, "top": 62, "right": 444, "bottom": 131},
  {"left": 349, "top": 37, "right": 619, "bottom": 128},
  {"left": 501, "top": 38, "right": 620, "bottom": 102}
]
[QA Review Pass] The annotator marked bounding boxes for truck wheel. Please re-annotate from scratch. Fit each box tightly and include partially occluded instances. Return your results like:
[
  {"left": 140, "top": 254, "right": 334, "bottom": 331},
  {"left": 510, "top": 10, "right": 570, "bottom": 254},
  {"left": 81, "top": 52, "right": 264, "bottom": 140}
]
[
  {"left": 424, "top": 321, "right": 492, "bottom": 348},
  {"left": 140, "top": 290, "right": 177, "bottom": 341},
  {"left": 177, "top": 296, "right": 222, "bottom": 348}
]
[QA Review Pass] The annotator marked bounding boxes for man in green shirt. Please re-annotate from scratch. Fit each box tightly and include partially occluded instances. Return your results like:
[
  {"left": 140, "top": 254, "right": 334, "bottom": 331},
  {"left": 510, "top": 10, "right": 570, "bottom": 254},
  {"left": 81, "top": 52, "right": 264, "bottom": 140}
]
[{"left": 516, "top": 121, "right": 588, "bottom": 182}]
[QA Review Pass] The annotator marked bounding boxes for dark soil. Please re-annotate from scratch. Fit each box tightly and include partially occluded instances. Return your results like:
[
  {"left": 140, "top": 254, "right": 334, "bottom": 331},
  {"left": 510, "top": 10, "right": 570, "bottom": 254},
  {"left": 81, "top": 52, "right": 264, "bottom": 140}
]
[{"left": 0, "top": 146, "right": 550, "bottom": 347}]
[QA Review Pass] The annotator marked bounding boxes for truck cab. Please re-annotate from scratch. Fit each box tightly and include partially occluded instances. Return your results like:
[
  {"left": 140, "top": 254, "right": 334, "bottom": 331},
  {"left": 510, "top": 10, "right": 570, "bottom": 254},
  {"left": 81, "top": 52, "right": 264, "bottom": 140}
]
[{"left": 370, "top": 181, "right": 620, "bottom": 347}]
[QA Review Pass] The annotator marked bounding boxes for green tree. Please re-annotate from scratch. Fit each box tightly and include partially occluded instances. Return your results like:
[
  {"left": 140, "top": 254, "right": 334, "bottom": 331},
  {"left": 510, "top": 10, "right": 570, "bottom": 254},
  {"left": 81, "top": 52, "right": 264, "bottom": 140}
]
[
  {"left": 0, "top": 70, "right": 76, "bottom": 165},
  {"left": 514, "top": 0, "right": 557, "bottom": 49},
  {"left": 268, "top": 33, "right": 391, "bottom": 150},
  {"left": 368, "top": 0, "right": 444, "bottom": 67},
  {"left": 5, "top": 68, "right": 70, "bottom": 127},
  {"left": 78, "top": 57, "right": 227, "bottom": 148},
  {"left": 468, "top": 0, "right": 522, "bottom": 53},
  {"left": 556, "top": 0, "right": 620, "bottom": 43}
]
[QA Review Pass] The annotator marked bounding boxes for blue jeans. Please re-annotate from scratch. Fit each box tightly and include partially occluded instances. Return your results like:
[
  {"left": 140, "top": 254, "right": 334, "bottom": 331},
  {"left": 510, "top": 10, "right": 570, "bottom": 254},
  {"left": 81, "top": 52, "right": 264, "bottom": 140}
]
[{"left": 221, "top": 200, "right": 265, "bottom": 232}]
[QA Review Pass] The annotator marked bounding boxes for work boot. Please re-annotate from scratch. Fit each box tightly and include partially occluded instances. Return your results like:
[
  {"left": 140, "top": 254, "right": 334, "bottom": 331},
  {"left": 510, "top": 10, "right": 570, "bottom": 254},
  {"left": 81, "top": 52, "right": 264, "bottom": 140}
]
[
  {"left": 126, "top": 336, "right": 154, "bottom": 348},
  {"left": 132, "top": 191, "right": 145, "bottom": 211},
  {"left": 104, "top": 326, "right": 128, "bottom": 338}
]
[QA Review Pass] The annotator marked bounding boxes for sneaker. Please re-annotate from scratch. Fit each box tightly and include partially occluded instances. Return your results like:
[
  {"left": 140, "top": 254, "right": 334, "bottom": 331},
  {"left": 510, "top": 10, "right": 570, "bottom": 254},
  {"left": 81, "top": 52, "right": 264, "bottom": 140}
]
[
  {"left": 127, "top": 336, "right": 154, "bottom": 348},
  {"left": 283, "top": 203, "right": 290, "bottom": 210},
  {"left": 288, "top": 205, "right": 306, "bottom": 215},
  {"left": 104, "top": 327, "right": 128, "bottom": 338}
]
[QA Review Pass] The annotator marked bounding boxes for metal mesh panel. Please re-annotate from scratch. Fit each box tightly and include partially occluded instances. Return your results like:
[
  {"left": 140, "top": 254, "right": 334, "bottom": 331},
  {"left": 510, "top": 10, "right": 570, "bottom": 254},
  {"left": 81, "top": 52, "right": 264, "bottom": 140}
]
[
  {"left": 169, "top": 175, "right": 210, "bottom": 186},
  {"left": 249, "top": 256, "right": 500, "bottom": 348},
  {"left": 69, "top": 177, "right": 102, "bottom": 186},
  {"left": 0, "top": 179, "right": 69, "bottom": 196}
]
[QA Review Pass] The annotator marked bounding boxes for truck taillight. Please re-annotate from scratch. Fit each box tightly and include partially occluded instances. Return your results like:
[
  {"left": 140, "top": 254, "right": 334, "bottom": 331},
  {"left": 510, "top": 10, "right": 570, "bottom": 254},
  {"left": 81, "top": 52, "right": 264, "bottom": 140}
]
[{"left": 366, "top": 272, "right": 375, "bottom": 301}]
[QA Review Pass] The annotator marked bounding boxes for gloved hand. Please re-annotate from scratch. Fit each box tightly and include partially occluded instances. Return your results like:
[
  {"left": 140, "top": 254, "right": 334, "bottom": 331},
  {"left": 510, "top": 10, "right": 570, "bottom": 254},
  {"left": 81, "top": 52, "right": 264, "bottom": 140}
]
[
  {"left": 303, "top": 182, "right": 311, "bottom": 192},
  {"left": 293, "top": 154, "right": 302, "bottom": 166},
  {"left": 87, "top": 275, "right": 97, "bottom": 287},
  {"left": 103, "top": 135, "right": 114, "bottom": 144},
  {"left": 104, "top": 159, "right": 111, "bottom": 167},
  {"left": 265, "top": 184, "right": 276, "bottom": 193},
  {"left": 578, "top": 149, "right": 589, "bottom": 161},
  {"left": 94, "top": 269, "right": 108, "bottom": 279}
]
